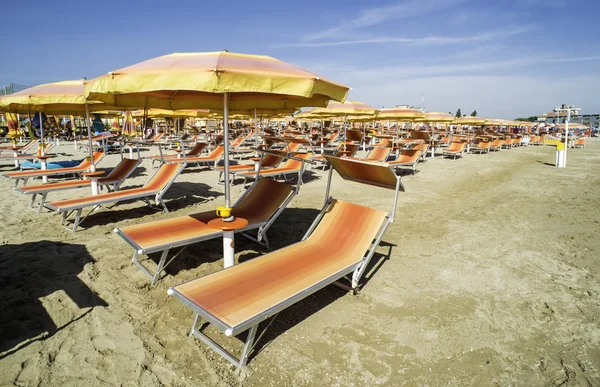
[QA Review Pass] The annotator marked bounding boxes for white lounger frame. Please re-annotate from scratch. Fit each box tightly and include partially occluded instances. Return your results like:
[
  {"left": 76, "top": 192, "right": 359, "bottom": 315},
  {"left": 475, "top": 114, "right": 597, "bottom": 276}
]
[{"left": 168, "top": 157, "right": 404, "bottom": 369}]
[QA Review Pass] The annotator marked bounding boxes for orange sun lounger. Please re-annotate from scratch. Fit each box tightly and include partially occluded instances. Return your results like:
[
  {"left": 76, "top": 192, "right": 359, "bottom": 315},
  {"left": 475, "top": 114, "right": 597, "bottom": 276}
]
[
  {"left": 17, "top": 158, "right": 140, "bottom": 214},
  {"left": 114, "top": 178, "right": 296, "bottom": 285},
  {"left": 2, "top": 151, "right": 105, "bottom": 188},
  {"left": 45, "top": 162, "right": 184, "bottom": 232},
  {"left": 0, "top": 142, "right": 55, "bottom": 163},
  {"left": 470, "top": 141, "right": 491, "bottom": 154},
  {"left": 168, "top": 156, "right": 405, "bottom": 369},
  {"left": 442, "top": 142, "right": 465, "bottom": 159},
  {"left": 388, "top": 149, "right": 420, "bottom": 174},
  {"left": 236, "top": 152, "right": 312, "bottom": 187},
  {"left": 169, "top": 145, "right": 225, "bottom": 167},
  {"left": 147, "top": 142, "right": 208, "bottom": 167}
]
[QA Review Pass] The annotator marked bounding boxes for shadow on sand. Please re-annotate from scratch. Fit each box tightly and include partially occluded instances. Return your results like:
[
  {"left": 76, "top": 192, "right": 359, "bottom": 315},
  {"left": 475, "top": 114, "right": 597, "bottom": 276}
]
[{"left": 0, "top": 241, "right": 107, "bottom": 358}]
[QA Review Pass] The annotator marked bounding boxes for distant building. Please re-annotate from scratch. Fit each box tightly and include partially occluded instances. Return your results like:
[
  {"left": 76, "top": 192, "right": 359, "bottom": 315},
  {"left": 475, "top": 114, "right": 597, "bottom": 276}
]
[{"left": 537, "top": 104, "right": 599, "bottom": 128}]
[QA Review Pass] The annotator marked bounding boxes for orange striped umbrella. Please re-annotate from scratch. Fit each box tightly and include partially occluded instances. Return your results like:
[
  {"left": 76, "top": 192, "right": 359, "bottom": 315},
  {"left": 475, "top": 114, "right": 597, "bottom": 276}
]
[
  {"left": 111, "top": 116, "right": 121, "bottom": 132},
  {"left": 122, "top": 111, "right": 136, "bottom": 137},
  {"left": 6, "top": 112, "right": 20, "bottom": 140}
]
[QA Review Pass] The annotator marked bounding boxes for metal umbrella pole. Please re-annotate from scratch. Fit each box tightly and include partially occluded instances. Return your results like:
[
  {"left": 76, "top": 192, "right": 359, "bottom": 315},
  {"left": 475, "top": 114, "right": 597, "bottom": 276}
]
[{"left": 84, "top": 103, "right": 96, "bottom": 172}]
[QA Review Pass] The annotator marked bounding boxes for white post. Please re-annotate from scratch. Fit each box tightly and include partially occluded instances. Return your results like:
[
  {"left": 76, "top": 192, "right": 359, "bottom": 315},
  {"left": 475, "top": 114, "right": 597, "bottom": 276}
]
[
  {"left": 85, "top": 104, "right": 96, "bottom": 172},
  {"left": 562, "top": 110, "right": 570, "bottom": 168},
  {"left": 223, "top": 230, "right": 234, "bottom": 268}
]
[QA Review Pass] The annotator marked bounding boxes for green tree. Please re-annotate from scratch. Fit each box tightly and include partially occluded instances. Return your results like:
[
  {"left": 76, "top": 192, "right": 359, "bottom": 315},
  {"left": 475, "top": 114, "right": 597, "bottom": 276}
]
[
  {"left": 470, "top": 110, "right": 477, "bottom": 116},
  {"left": 455, "top": 109, "right": 462, "bottom": 118}
]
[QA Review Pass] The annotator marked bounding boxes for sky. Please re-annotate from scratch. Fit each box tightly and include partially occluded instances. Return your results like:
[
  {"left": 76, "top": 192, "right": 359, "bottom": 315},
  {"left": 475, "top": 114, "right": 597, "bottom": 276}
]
[{"left": 1, "top": 0, "right": 599, "bottom": 118}]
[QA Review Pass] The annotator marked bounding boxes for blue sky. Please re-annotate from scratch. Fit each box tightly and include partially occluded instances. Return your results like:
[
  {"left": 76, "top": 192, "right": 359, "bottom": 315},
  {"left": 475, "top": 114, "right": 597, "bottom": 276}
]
[{"left": 1, "top": 0, "right": 599, "bottom": 118}]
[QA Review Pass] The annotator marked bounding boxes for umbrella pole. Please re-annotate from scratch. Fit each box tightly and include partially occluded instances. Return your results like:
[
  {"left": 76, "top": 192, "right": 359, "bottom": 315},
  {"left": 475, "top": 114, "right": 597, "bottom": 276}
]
[
  {"left": 38, "top": 112, "right": 45, "bottom": 156},
  {"left": 85, "top": 103, "right": 95, "bottom": 172},
  {"left": 223, "top": 92, "right": 231, "bottom": 209},
  {"left": 254, "top": 108, "right": 258, "bottom": 147}
]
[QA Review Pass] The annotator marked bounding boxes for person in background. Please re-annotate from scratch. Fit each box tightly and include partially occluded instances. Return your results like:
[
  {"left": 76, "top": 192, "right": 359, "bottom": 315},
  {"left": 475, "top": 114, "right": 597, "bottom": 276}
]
[{"left": 92, "top": 114, "right": 104, "bottom": 135}]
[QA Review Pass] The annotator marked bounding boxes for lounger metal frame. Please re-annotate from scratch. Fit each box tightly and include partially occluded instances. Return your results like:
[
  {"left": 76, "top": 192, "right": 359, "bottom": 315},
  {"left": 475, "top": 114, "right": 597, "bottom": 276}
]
[
  {"left": 115, "top": 178, "right": 297, "bottom": 285},
  {"left": 168, "top": 157, "right": 404, "bottom": 369}
]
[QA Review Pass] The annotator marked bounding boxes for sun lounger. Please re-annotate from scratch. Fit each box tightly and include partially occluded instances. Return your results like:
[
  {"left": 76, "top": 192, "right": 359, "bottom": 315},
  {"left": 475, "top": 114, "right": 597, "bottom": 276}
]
[
  {"left": 169, "top": 145, "right": 225, "bottom": 167},
  {"left": 442, "top": 142, "right": 465, "bottom": 159},
  {"left": 2, "top": 151, "right": 105, "bottom": 188},
  {"left": 354, "top": 146, "right": 391, "bottom": 162},
  {"left": 45, "top": 162, "right": 184, "bottom": 232},
  {"left": 147, "top": 142, "right": 208, "bottom": 167},
  {"left": 470, "top": 141, "right": 491, "bottom": 154},
  {"left": 114, "top": 178, "right": 296, "bottom": 285},
  {"left": 236, "top": 152, "right": 312, "bottom": 187},
  {"left": 17, "top": 158, "right": 140, "bottom": 214},
  {"left": 168, "top": 155, "right": 404, "bottom": 368},
  {"left": 214, "top": 152, "right": 284, "bottom": 184},
  {"left": 0, "top": 140, "right": 39, "bottom": 154},
  {"left": 574, "top": 138, "right": 585, "bottom": 148},
  {"left": 0, "top": 142, "right": 54, "bottom": 165},
  {"left": 388, "top": 149, "right": 420, "bottom": 174},
  {"left": 490, "top": 139, "right": 503, "bottom": 151}
]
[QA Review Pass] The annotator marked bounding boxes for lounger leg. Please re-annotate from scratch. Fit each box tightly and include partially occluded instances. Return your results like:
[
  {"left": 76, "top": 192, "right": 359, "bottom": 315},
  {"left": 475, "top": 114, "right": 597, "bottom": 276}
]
[
  {"left": 239, "top": 325, "right": 258, "bottom": 368},
  {"left": 37, "top": 193, "right": 47, "bottom": 214},
  {"left": 29, "top": 194, "right": 37, "bottom": 209},
  {"left": 152, "top": 250, "right": 170, "bottom": 286},
  {"left": 72, "top": 209, "right": 83, "bottom": 232}
]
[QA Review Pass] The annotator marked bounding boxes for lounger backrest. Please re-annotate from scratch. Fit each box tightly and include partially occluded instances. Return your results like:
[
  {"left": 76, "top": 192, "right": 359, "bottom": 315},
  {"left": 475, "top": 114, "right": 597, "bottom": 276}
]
[
  {"left": 261, "top": 153, "right": 284, "bottom": 168},
  {"left": 103, "top": 158, "right": 139, "bottom": 181},
  {"left": 335, "top": 143, "right": 359, "bottom": 156},
  {"left": 279, "top": 152, "right": 311, "bottom": 170},
  {"left": 144, "top": 163, "right": 182, "bottom": 191},
  {"left": 233, "top": 178, "right": 294, "bottom": 223},
  {"left": 346, "top": 129, "right": 363, "bottom": 142},
  {"left": 207, "top": 145, "right": 224, "bottom": 158},
  {"left": 324, "top": 156, "right": 404, "bottom": 191},
  {"left": 308, "top": 200, "right": 388, "bottom": 252},
  {"left": 286, "top": 142, "right": 302, "bottom": 153},
  {"left": 79, "top": 152, "right": 105, "bottom": 168},
  {"left": 396, "top": 149, "right": 420, "bottom": 163},
  {"left": 447, "top": 142, "right": 465, "bottom": 152},
  {"left": 492, "top": 139, "right": 503, "bottom": 146},
  {"left": 186, "top": 142, "right": 207, "bottom": 156},
  {"left": 365, "top": 147, "right": 390, "bottom": 162}
]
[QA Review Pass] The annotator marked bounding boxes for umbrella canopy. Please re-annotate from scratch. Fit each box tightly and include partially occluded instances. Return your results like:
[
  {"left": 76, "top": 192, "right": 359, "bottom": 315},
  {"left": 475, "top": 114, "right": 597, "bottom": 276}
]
[
  {"left": 131, "top": 108, "right": 212, "bottom": 118},
  {"left": 415, "top": 111, "right": 454, "bottom": 123},
  {"left": 122, "top": 111, "right": 136, "bottom": 137},
  {"left": 85, "top": 51, "right": 349, "bottom": 110},
  {"left": 85, "top": 51, "right": 350, "bottom": 215},
  {"left": 6, "top": 113, "right": 20, "bottom": 139},
  {"left": 312, "top": 100, "right": 378, "bottom": 117},
  {"left": 455, "top": 116, "right": 487, "bottom": 126},
  {"left": 377, "top": 107, "right": 425, "bottom": 121},
  {"left": 0, "top": 79, "right": 117, "bottom": 114}
]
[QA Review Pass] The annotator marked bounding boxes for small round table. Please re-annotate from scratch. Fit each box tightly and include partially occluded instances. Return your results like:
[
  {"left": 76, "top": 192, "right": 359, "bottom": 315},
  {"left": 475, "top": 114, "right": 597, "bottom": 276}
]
[
  {"left": 207, "top": 217, "right": 249, "bottom": 268},
  {"left": 37, "top": 155, "right": 54, "bottom": 183},
  {"left": 249, "top": 157, "right": 262, "bottom": 171},
  {"left": 82, "top": 170, "right": 106, "bottom": 195}
]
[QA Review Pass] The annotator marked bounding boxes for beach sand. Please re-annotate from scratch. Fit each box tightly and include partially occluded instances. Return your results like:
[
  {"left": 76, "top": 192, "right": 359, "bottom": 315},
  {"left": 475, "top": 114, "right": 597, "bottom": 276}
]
[{"left": 1, "top": 139, "right": 599, "bottom": 386}]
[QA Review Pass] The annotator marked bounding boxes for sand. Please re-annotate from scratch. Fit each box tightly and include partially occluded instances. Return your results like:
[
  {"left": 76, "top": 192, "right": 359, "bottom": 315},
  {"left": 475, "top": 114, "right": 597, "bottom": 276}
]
[{"left": 0, "top": 139, "right": 599, "bottom": 386}]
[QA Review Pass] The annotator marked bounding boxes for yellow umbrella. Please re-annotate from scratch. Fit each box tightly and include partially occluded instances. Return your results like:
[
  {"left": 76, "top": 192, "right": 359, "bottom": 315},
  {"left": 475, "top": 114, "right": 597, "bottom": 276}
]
[
  {"left": 377, "top": 107, "right": 425, "bottom": 121},
  {"left": 312, "top": 100, "right": 378, "bottom": 116},
  {"left": 455, "top": 116, "right": 487, "bottom": 126},
  {"left": 85, "top": 51, "right": 348, "bottom": 110},
  {"left": 6, "top": 112, "right": 20, "bottom": 140},
  {"left": 85, "top": 51, "right": 349, "bottom": 228},
  {"left": 415, "top": 111, "right": 454, "bottom": 123},
  {"left": 131, "top": 108, "right": 212, "bottom": 118},
  {"left": 0, "top": 79, "right": 119, "bottom": 169}
]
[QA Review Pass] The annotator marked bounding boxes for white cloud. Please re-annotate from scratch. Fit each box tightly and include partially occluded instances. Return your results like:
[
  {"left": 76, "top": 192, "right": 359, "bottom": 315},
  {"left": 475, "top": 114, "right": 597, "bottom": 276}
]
[
  {"left": 303, "top": 0, "right": 468, "bottom": 42},
  {"left": 543, "top": 56, "right": 600, "bottom": 63},
  {"left": 271, "top": 26, "right": 533, "bottom": 48}
]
